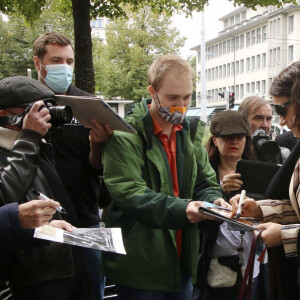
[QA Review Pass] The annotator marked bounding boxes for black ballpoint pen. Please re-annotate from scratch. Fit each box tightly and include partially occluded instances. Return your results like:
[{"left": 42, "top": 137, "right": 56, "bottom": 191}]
[{"left": 31, "top": 189, "right": 68, "bottom": 214}]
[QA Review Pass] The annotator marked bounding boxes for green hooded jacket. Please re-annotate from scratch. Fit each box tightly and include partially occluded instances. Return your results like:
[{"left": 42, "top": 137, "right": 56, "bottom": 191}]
[{"left": 102, "top": 99, "right": 221, "bottom": 292}]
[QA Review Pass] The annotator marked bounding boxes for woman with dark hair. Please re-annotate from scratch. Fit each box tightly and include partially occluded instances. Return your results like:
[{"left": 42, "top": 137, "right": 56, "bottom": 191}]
[
  {"left": 231, "top": 61, "right": 300, "bottom": 294},
  {"left": 195, "top": 111, "right": 261, "bottom": 300},
  {"left": 206, "top": 110, "right": 256, "bottom": 198}
]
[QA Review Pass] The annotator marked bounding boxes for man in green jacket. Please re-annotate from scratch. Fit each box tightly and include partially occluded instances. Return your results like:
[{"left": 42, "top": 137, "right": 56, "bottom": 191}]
[{"left": 102, "top": 54, "right": 227, "bottom": 299}]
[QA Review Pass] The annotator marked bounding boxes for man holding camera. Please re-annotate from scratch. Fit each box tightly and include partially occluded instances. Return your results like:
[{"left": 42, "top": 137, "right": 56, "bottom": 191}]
[
  {"left": 33, "top": 32, "right": 111, "bottom": 299},
  {"left": 0, "top": 76, "right": 92, "bottom": 299},
  {"left": 238, "top": 96, "right": 290, "bottom": 163}
]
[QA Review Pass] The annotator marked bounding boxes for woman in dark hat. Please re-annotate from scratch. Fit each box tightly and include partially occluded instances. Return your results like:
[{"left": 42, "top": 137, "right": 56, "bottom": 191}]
[
  {"left": 195, "top": 111, "right": 259, "bottom": 300},
  {"left": 206, "top": 110, "right": 256, "bottom": 198}
]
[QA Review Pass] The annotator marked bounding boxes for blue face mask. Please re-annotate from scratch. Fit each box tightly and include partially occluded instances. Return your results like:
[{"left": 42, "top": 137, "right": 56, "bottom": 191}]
[{"left": 42, "top": 64, "right": 73, "bottom": 93}]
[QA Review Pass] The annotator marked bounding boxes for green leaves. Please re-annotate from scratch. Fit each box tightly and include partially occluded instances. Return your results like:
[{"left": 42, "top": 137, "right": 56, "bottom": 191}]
[{"left": 93, "top": 6, "right": 185, "bottom": 101}]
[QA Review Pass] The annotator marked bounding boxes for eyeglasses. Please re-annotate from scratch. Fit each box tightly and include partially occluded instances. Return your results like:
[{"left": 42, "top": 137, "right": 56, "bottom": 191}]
[{"left": 274, "top": 99, "right": 292, "bottom": 117}]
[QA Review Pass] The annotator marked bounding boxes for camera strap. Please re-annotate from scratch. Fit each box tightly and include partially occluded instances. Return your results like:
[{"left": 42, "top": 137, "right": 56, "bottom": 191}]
[{"left": 0, "top": 108, "right": 30, "bottom": 128}]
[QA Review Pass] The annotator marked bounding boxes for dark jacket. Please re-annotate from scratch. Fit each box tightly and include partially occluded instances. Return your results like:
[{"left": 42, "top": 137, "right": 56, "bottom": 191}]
[
  {"left": 0, "top": 203, "right": 33, "bottom": 281},
  {"left": 0, "top": 127, "right": 75, "bottom": 288},
  {"left": 47, "top": 85, "right": 101, "bottom": 227}
]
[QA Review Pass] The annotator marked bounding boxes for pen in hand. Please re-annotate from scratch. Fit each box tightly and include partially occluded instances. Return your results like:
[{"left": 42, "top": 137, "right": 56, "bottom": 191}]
[
  {"left": 236, "top": 189, "right": 246, "bottom": 220},
  {"left": 31, "top": 189, "right": 68, "bottom": 214}
]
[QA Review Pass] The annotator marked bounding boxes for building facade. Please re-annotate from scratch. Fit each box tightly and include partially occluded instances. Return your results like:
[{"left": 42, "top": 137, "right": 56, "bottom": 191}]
[
  {"left": 91, "top": 17, "right": 111, "bottom": 43},
  {"left": 191, "top": 3, "right": 300, "bottom": 114}
]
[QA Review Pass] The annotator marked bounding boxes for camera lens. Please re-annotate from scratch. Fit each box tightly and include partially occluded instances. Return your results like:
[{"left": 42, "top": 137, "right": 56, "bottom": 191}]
[{"left": 48, "top": 106, "right": 73, "bottom": 126}]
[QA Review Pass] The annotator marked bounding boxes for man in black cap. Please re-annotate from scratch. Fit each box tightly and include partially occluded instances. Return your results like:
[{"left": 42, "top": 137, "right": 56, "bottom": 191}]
[{"left": 0, "top": 75, "right": 93, "bottom": 299}]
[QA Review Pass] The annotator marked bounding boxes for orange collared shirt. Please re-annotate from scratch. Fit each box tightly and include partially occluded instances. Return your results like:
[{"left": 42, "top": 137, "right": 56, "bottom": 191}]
[{"left": 151, "top": 112, "right": 183, "bottom": 256}]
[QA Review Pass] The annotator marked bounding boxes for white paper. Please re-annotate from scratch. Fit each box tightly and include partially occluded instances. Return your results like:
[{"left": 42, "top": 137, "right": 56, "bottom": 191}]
[
  {"left": 34, "top": 225, "right": 126, "bottom": 255},
  {"left": 34, "top": 225, "right": 64, "bottom": 243}
]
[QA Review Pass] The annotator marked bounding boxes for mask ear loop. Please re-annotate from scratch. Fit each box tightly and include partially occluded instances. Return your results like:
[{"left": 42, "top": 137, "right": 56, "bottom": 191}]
[{"left": 153, "top": 91, "right": 161, "bottom": 110}]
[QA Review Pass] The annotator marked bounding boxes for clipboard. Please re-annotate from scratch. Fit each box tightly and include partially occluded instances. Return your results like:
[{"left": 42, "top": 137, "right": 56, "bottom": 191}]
[
  {"left": 236, "top": 159, "right": 281, "bottom": 199},
  {"left": 54, "top": 95, "right": 137, "bottom": 134},
  {"left": 199, "top": 206, "right": 257, "bottom": 231}
]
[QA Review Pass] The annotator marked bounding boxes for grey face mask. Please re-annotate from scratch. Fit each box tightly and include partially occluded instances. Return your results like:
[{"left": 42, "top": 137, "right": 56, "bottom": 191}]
[{"left": 154, "top": 93, "right": 189, "bottom": 125}]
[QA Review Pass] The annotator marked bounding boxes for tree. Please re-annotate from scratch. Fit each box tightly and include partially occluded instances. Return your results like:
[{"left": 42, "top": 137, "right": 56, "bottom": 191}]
[
  {"left": 93, "top": 6, "right": 185, "bottom": 101},
  {"left": 0, "top": 6, "right": 73, "bottom": 80},
  {"left": 0, "top": 0, "right": 297, "bottom": 92}
]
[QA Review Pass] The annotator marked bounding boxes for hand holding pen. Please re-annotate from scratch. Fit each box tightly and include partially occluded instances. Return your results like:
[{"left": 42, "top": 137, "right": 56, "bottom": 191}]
[
  {"left": 235, "top": 190, "right": 246, "bottom": 220},
  {"left": 31, "top": 189, "right": 68, "bottom": 214}
]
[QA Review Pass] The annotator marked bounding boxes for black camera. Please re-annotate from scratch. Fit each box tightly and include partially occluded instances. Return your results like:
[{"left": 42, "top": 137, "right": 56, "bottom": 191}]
[
  {"left": 252, "top": 129, "right": 281, "bottom": 163},
  {"left": 41, "top": 102, "right": 73, "bottom": 127}
]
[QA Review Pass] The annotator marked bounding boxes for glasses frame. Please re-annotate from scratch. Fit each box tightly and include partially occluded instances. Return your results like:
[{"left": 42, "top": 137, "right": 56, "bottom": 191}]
[{"left": 274, "top": 99, "right": 292, "bottom": 117}]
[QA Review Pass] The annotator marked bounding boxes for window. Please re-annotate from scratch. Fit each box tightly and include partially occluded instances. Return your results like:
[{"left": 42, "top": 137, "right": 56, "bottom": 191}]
[
  {"left": 236, "top": 85, "right": 239, "bottom": 98},
  {"left": 246, "top": 32, "right": 250, "bottom": 47},
  {"left": 251, "top": 82, "right": 255, "bottom": 93},
  {"left": 270, "top": 21, "right": 273, "bottom": 37},
  {"left": 235, "top": 13, "right": 240, "bottom": 23},
  {"left": 269, "top": 78, "right": 273, "bottom": 90},
  {"left": 197, "top": 72, "right": 201, "bottom": 83},
  {"left": 215, "top": 67, "right": 218, "bottom": 79},
  {"left": 224, "top": 19, "right": 229, "bottom": 28},
  {"left": 240, "top": 59, "right": 244, "bottom": 73},
  {"left": 208, "top": 69, "right": 211, "bottom": 81},
  {"left": 219, "top": 66, "right": 222, "bottom": 78},
  {"left": 227, "top": 63, "right": 230, "bottom": 76},
  {"left": 230, "top": 16, "right": 234, "bottom": 26},
  {"left": 273, "top": 20, "right": 276, "bottom": 36},
  {"left": 219, "top": 43, "right": 222, "bottom": 56},
  {"left": 288, "top": 15, "right": 294, "bottom": 33},
  {"left": 269, "top": 49, "right": 273, "bottom": 66},
  {"left": 231, "top": 38, "right": 235, "bottom": 52},
  {"left": 242, "top": 11, "right": 246, "bottom": 20},
  {"left": 227, "top": 40, "right": 231, "bottom": 53},
  {"left": 246, "top": 58, "right": 250, "bottom": 72},
  {"left": 251, "top": 30, "right": 256, "bottom": 45},
  {"left": 288, "top": 45, "right": 294, "bottom": 62},
  {"left": 262, "top": 26, "right": 267, "bottom": 42},
  {"left": 251, "top": 56, "right": 255, "bottom": 71},
  {"left": 246, "top": 83, "right": 250, "bottom": 93},
  {"left": 215, "top": 45, "right": 218, "bottom": 57},
  {"left": 277, "top": 18, "right": 281, "bottom": 35},
  {"left": 240, "top": 84, "right": 244, "bottom": 98},
  {"left": 273, "top": 48, "right": 276, "bottom": 65},
  {"left": 236, "top": 37, "right": 239, "bottom": 50},
  {"left": 236, "top": 61, "right": 239, "bottom": 74},
  {"left": 256, "top": 54, "right": 261, "bottom": 69},
  {"left": 257, "top": 28, "right": 261, "bottom": 43},
  {"left": 223, "top": 41, "right": 226, "bottom": 54},
  {"left": 223, "top": 64, "right": 226, "bottom": 77},
  {"left": 240, "top": 34, "right": 244, "bottom": 49},
  {"left": 231, "top": 62, "right": 235, "bottom": 76},
  {"left": 262, "top": 80, "right": 266, "bottom": 95},
  {"left": 262, "top": 53, "right": 266, "bottom": 68},
  {"left": 256, "top": 81, "right": 260, "bottom": 93},
  {"left": 208, "top": 47, "right": 212, "bottom": 60},
  {"left": 91, "top": 18, "right": 103, "bottom": 28},
  {"left": 211, "top": 46, "right": 215, "bottom": 58}
]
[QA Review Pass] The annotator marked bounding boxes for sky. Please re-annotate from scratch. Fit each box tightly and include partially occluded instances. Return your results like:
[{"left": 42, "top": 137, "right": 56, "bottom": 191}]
[{"left": 172, "top": 0, "right": 237, "bottom": 58}]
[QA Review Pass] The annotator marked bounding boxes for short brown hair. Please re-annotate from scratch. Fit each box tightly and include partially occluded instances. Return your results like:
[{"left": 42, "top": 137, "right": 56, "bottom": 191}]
[
  {"left": 270, "top": 61, "right": 300, "bottom": 131},
  {"left": 238, "top": 96, "right": 271, "bottom": 117},
  {"left": 33, "top": 32, "right": 73, "bottom": 60},
  {"left": 148, "top": 54, "right": 194, "bottom": 91}
]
